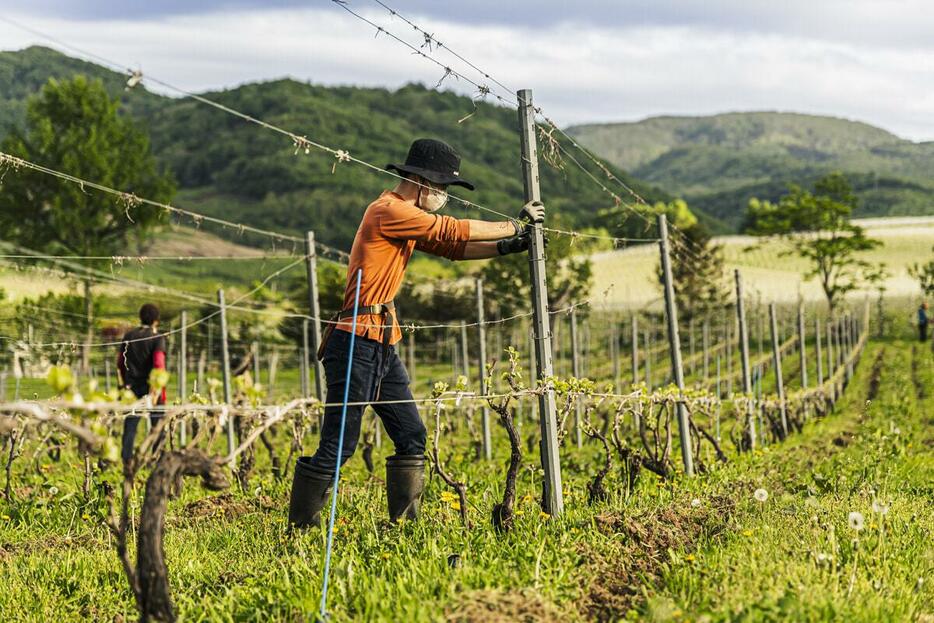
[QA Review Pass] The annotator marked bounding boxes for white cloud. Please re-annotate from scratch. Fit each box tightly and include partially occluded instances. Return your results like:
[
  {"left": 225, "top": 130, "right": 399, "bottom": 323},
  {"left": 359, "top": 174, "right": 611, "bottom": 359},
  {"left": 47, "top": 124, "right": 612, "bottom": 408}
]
[{"left": 2, "top": 5, "right": 933, "bottom": 140}]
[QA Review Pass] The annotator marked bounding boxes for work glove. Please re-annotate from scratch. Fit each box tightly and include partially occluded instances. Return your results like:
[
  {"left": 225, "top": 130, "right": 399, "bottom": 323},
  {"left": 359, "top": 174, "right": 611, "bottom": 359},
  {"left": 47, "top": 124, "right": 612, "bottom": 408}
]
[
  {"left": 497, "top": 231, "right": 548, "bottom": 256},
  {"left": 511, "top": 200, "right": 546, "bottom": 234}
]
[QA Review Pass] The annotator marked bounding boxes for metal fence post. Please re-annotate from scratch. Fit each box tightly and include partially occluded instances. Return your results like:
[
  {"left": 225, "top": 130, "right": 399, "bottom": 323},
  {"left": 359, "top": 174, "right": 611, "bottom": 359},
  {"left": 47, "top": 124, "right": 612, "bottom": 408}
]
[
  {"left": 798, "top": 304, "right": 808, "bottom": 389},
  {"left": 179, "top": 310, "right": 188, "bottom": 445},
  {"left": 518, "top": 88, "right": 563, "bottom": 515},
  {"left": 631, "top": 314, "right": 639, "bottom": 386},
  {"left": 304, "top": 231, "right": 325, "bottom": 402},
  {"left": 570, "top": 307, "right": 583, "bottom": 449},
  {"left": 217, "top": 289, "right": 236, "bottom": 467},
  {"left": 734, "top": 270, "right": 756, "bottom": 449},
  {"left": 769, "top": 303, "right": 789, "bottom": 437},
  {"left": 476, "top": 278, "right": 491, "bottom": 460},
  {"left": 658, "top": 215, "right": 694, "bottom": 475},
  {"left": 815, "top": 317, "right": 824, "bottom": 386},
  {"left": 301, "top": 319, "right": 311, "bottom": 398}
]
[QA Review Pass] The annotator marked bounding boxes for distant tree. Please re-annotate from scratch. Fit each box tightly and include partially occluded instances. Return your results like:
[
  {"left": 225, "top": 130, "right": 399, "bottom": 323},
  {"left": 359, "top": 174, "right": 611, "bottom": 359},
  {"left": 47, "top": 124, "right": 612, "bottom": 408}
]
[
  {"left": 0, "top": 76, "right": 175, "bottom": 372},
  {"left": 745, "top": 172, "right": 880, "bottom": 314},
  {"left": 908, "top": 248, "right": 934, "bottom": 298},
  {"left": 864, "top": 263, "right": 891, "bottom": 337}
]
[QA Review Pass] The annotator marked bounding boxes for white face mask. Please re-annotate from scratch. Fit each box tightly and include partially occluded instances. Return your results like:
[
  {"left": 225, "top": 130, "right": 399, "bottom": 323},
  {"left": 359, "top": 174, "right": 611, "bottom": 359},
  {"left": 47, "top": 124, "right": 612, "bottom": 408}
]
[{"left": 418, "top": 185, "right": 448, "bottom": 212}]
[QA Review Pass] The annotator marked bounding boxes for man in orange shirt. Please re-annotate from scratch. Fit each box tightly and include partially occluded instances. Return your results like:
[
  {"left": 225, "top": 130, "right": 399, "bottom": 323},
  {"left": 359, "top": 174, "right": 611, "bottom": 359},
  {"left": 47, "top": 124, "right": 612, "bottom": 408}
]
[{"left": 289, "top": 138, "right": 543, "bottom": 528}]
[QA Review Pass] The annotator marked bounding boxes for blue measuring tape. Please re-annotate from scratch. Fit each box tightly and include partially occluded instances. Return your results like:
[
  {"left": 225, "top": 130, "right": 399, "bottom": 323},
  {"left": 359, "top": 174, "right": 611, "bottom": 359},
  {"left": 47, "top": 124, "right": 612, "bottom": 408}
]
[{"left": 319, "top": 268, "right": 363, "bottom": 620}]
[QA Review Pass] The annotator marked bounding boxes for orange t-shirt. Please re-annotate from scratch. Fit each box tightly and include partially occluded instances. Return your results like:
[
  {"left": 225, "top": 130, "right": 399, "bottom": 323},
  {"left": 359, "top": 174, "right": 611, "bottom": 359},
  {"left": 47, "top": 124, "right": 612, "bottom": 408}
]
[{"left": 335, "top": 191, "right": 471, "bottom": 345}]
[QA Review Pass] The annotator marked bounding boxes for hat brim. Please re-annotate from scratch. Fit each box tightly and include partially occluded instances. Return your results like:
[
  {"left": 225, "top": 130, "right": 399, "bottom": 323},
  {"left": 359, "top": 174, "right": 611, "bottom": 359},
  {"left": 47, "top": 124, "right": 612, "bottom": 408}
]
[{"left": 386, "top": 163, "right": 475, "bottom": 191}]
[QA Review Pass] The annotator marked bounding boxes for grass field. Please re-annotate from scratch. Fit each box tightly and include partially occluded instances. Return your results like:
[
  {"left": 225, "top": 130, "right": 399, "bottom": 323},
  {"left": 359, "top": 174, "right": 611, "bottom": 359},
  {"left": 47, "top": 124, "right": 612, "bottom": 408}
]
[
  {"left": 0, "top": 318, "right": 931, "bottom": 622},
  {"left": 591, "top": 216, "right": 934, "bottom": 310}
]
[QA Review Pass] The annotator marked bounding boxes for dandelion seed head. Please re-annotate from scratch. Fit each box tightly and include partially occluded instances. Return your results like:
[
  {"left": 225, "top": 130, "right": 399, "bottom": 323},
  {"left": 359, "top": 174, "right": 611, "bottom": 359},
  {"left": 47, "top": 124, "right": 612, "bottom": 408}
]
[
  {"left": 848, "top": 511, "right": 865, "bottom": 531},
  {"left": 691, "top": 498, "right": 702, "bottom": 508},
  {"left": 871, "top": 500, "right": 889, "bottom": 516},
  {"left": 754, "top": 488, "right": 769, "bottom": 503},
  {"left": 48, "top": 486, "right": 59, "bottom": 495}
]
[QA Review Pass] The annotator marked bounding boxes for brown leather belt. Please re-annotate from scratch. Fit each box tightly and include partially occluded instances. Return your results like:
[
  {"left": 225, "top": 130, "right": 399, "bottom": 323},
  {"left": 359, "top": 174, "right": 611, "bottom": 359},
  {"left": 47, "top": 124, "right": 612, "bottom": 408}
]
[{"left": 317, "top": 301, "right": 395, "bottom": 361}]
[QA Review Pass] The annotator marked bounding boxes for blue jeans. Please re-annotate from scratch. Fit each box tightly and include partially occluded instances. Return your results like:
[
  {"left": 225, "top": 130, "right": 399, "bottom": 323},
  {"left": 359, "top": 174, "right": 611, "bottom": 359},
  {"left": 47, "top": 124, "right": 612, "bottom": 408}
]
[
  {"left": 306, "top": 329, "right": 426, "bottom": 471},
  {"left": 121, "top": 384, "right": 165, "bottom": 462}
]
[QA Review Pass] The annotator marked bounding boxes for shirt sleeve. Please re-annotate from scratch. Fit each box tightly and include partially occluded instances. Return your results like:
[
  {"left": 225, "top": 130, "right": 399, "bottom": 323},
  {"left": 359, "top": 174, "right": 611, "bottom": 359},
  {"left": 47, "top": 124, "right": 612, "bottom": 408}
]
[
  {"left": 155, "top": 335, "right": 167, "bottom": 353},
  {"left": 415, "top": 238, "right": 469, "bottom": 260},
  {"left": 378, "top": 199, "right": 471, "bottom": 244}
]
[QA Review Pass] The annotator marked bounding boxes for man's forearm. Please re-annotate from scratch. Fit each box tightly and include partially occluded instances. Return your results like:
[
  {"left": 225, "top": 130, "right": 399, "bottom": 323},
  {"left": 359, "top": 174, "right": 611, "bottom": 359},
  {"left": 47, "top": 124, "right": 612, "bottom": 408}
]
[
  {"left": 465, "top": 219, "right": 517, "bottom": 241},
  {"left": 460, "top": 241, "right": 501, "bottom": 260}
]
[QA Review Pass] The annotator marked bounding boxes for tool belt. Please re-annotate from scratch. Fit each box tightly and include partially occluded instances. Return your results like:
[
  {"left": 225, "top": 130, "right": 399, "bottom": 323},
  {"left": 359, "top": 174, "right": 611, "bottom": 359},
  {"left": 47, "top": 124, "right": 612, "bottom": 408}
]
[{"left": 317, "top": 301, "right": 395, "bottom": 361}]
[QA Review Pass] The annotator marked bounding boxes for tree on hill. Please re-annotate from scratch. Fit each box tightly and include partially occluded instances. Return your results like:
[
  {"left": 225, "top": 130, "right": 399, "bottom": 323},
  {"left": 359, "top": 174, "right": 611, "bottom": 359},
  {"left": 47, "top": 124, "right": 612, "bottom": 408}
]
[
  {"left": 0, "top": 76, "right": 175, "bottom": 372},
  {"left": 744, "top": 172, "right": 880, "bottom": 314},
  {"left": 908, "top": 248, "right": 934, "bottom": 298}
]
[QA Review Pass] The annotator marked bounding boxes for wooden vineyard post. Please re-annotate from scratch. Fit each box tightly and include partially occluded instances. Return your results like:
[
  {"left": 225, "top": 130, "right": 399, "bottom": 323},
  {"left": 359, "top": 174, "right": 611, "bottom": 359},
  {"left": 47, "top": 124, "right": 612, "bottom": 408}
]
[
  {"left": 217, "top": 289, "right": 236, "bottom": 467},
  {"left": 769, "top": 303, "right": 789, "bottom": 437},
  {"left": 570, "top": 307, "right": 583, "bottom": 449},
  {"left": 518, "top": 88, "right": 563, "bottom": 516},
  {"left": 475, "top": 278, "right": 491, "bottom": 461},
  {"left": 734, "top": 270, "right": 756, "bottom": 449},
  {"left": 658, "top": 214, "right": 694, "bottom": 476}
]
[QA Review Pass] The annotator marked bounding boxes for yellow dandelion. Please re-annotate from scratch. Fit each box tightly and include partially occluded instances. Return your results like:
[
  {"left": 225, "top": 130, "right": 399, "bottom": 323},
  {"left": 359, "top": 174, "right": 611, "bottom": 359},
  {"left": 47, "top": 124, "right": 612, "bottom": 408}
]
[
  {"left": 450, "top": 501, "right": 462, "bottom": 511},
  {"left": 540, "top": 511, "right": 551, "bottom": 519},
  {"left": 684, "top": 554, "right": 695, "bottom": 562},
  {"left": 380, "top": 552, "right": 391, "bottom": 560},
  {"left": 440, "top": 491, "right": 456, "bottom": 502},
  {"left": 742, "top": 529, "right": 753, "bottom": 537},
  {"left": 515, "top": 509, "right": 525, "bottom": 516},
  {"left": 1, "top": 514, "right": 10, "bottom": 521}
]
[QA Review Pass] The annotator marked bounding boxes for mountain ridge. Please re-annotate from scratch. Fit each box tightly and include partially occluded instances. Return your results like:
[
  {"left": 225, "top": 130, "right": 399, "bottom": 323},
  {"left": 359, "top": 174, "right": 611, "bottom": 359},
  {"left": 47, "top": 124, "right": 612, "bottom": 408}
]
[
  {"left": 0, "top": 45, "right": 671, "bottom": 250},
  {"left": 567, "top": 111, "right": 934, "bottom": 229}
]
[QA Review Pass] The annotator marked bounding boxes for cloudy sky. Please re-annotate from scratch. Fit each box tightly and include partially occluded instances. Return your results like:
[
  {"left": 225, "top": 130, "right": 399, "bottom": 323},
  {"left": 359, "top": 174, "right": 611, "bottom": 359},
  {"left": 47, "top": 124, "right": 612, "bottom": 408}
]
[{"left": 2, "top": 1, "right": 933, "bottom": 140}]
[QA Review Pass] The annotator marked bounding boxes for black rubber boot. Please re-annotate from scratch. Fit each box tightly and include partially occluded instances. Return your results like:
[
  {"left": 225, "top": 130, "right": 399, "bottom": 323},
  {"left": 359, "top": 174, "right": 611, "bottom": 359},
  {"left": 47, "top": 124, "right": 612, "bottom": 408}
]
[
  {"left": 288, "top": 457, "right": 333, "bottom": 529},
  {"left": 386, "top": 454, "right": 426, "bottom": 523}
]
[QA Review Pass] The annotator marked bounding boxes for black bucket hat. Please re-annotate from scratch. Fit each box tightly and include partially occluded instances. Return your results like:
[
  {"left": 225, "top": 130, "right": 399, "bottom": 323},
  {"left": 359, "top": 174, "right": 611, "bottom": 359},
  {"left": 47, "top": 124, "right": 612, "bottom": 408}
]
[{"left": 387, "top": 138, "right": 475, "bottom": 190}]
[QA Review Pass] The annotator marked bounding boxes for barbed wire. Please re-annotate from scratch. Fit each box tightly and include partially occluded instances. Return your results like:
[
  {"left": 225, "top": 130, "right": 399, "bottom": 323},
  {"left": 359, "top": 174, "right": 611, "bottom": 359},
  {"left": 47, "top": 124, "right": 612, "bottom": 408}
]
[
  {"left": 0, "top": 253, "right": 300, "bottom": 262},
  {"left": 335, "top": 0, "right": 713, "bottom": 265},
  {"left": 0, "top": 16, "right": 661, "bottom": 249},
  {"left": 0, "top": 151, "right": 352, "bottom": 263},
  {"left": 0, "top": 254, "right": 307, "bottom": 349}
]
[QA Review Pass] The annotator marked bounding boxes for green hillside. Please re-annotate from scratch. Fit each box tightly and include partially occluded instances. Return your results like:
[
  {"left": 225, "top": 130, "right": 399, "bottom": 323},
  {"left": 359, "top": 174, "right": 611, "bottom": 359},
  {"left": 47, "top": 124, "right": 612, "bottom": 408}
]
[
  {"left": 0, "top": 46, "right": 669, "bottom": 251},
  {"left": 567, "top": 112, "right": 934, "bottom": 230}
]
